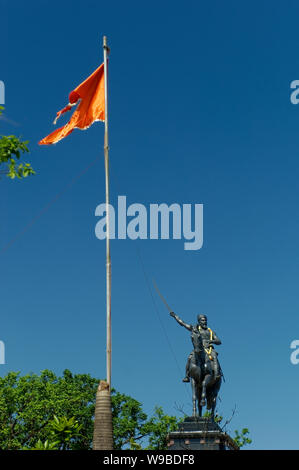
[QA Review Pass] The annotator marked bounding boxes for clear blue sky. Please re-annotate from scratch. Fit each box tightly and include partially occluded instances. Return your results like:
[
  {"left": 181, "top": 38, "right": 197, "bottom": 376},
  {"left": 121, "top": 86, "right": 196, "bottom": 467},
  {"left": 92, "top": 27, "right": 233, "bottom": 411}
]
[{"left": 1, "top": 0, "right": 299, "bottom": 450}]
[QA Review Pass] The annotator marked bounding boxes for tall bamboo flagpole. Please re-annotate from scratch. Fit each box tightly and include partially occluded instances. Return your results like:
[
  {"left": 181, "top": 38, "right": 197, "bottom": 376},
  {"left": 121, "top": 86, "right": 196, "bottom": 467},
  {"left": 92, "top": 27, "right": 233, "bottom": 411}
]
[
  {"left": 103, "top": 35, "right": 112, "bottom": 389},
  {"left": 92, "top": 36, "right": 113, "bottom": 450}
]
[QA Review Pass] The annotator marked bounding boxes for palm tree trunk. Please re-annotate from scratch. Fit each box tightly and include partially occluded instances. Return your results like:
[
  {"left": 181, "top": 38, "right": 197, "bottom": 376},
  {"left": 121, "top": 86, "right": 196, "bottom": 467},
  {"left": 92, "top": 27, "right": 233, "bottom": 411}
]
[{"left": 92, "top": 380, "right": 113, "bottom": 449}]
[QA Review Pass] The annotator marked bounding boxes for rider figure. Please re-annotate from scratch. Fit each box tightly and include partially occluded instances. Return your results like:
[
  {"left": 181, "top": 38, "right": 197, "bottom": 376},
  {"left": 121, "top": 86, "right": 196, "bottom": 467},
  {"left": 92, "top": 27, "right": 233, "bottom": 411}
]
[{"left": 170, "top": 312, "right": 222, "bottom": 382}]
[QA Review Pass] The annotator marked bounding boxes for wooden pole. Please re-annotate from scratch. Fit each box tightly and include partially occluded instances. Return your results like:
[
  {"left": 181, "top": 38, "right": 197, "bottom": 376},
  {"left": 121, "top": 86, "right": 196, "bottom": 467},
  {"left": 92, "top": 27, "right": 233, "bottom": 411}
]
[
  {"left": 92, "top": 36, "right": 113, "bottom": 450},
  {"left": 103, "top": 35, "right": 111, "bottom": 389}
]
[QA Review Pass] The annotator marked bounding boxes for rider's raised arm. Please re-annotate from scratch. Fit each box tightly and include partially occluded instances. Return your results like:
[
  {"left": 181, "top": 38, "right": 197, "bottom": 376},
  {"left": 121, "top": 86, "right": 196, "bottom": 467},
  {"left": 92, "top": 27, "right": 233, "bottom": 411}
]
[{"left": 170, "top": 312, "right": 192, "bottom": 331}]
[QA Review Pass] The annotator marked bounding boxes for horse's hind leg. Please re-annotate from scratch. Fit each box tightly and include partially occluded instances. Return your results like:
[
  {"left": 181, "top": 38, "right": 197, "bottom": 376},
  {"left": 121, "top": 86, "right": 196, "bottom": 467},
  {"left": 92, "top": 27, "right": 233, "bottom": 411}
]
[
  {"left": 207, "top": 380, "right": 221, "bottom": 420},
  {"left": 211, "top": 400, "right": 216, "bottom": 419},
  {"left": 207, "top": 393, "right": 216, "bottom": 419},
  {"left": 191, "top": 379, "right": 198, "bottom": 417}
]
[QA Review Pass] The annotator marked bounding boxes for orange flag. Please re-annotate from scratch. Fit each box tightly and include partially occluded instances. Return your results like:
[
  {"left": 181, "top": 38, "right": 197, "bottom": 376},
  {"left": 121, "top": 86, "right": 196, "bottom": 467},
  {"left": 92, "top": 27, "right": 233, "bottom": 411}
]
[{"left": 39, "top": 63, "right": 105, "bottom": 145}]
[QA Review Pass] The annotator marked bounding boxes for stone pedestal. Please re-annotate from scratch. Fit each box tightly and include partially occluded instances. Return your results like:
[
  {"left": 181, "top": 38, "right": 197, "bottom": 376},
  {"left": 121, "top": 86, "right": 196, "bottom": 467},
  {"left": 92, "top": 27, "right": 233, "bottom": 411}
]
[{"left": 167, "top": 417, "right": 239, "bottom": 451}]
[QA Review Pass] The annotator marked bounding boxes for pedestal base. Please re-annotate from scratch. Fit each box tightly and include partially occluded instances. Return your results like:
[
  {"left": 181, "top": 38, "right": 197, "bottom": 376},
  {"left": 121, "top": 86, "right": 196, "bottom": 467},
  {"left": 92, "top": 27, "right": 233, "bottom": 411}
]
[{"left": 167, "top": 417, "right": 239, "bottom": 450}]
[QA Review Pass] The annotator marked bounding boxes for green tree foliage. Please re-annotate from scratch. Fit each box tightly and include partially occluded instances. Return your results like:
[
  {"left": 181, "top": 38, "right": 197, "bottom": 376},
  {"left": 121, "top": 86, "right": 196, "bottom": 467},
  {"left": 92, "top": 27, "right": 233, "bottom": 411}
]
[
  {"left": 112, "top": 397, "right": 181, "bottom": 450},
  {"left": 112, "top": 390, "right": 149, "bottom": 449},
  {"left": 143, "top": 407, "right": 181, "bottom": 450},
  {"left": 0, "top": 106, "right": 35, "bottom": 179},
  {"left": 0, "top": 369, "right": 181, "bottom": 450},
  {"left": 0, "top": 369, "right": 251, "bottom": 450},
  {"left": 23, "top": 416, "right": 83, "bottom": 450},
  {"left": 233, "top": 428, "right": 252, "bottom": 448},
  {"left": 0, "top": 369, "right": 97, "bottom": 450}
]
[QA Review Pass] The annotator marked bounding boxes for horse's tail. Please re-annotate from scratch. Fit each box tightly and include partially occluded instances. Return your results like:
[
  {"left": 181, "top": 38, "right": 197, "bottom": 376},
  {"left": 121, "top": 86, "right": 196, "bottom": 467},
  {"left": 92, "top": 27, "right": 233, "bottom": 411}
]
[{"left": 219, "top": 365, "right": 225, "bottom": 383}]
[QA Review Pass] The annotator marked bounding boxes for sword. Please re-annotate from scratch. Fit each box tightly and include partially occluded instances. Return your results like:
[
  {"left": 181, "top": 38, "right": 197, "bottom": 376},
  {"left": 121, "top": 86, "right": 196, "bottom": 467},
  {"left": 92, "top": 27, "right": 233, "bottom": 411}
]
[{"left": 153, "top": 280, "right": 173, "bottom": 313}]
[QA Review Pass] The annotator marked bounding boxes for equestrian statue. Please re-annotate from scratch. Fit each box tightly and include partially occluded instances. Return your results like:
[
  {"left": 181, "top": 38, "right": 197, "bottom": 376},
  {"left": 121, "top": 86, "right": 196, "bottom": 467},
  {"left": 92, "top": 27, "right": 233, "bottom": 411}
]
[{"left": 170, "top": 312, "right": 223, "bottom": 419}]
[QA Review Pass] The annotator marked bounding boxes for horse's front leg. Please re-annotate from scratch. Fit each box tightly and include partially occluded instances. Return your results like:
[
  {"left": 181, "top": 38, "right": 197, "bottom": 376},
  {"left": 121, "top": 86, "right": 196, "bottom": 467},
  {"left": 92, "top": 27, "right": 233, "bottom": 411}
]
[
  {"left": 191, "top": 378, "right": 198, "bottom": 417},
  {"left": 200, "top": 373, "right": 212, "bottom": 406},
  {"left": 198, "top": 398, "right": 202, "bottom": 417}
]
